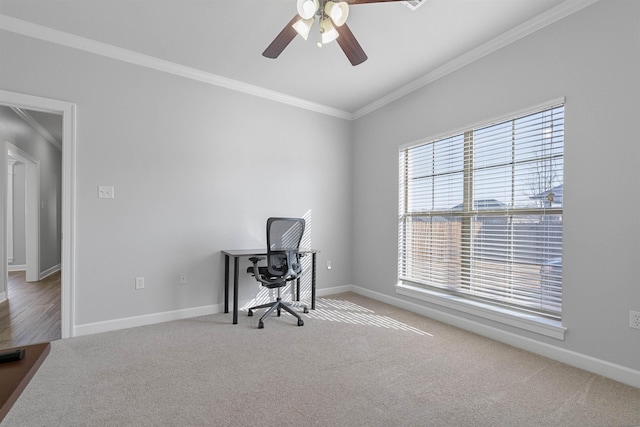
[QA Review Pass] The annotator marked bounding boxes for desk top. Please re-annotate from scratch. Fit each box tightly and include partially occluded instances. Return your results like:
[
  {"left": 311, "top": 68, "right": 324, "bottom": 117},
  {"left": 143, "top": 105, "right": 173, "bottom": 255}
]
[{"left": 222, "top": 248, "right": 318, "bottom": 257}]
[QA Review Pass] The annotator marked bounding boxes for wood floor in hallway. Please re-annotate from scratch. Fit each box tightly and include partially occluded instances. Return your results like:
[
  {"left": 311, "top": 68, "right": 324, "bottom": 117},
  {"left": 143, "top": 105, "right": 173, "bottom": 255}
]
[{"left": 0, "top": 270, "right": 61, "bottom": 350}]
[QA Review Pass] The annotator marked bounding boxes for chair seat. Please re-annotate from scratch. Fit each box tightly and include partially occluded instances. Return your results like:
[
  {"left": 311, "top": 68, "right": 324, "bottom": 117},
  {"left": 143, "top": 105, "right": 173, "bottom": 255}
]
[{"left": 247, "top": 266, "right": 288, "bottom": 289}]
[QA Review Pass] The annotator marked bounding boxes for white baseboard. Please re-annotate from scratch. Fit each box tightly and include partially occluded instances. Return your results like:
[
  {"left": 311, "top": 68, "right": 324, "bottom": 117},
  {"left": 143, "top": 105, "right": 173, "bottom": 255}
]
[
  {"left": 7, "top": 264, "right": 60, "bottom": 276},
  {"left": 317, "top": 285, "right": 354, "bottom": 297},
  {"left": 40, "top": 264, "right": 61, "bottom": 280},
  {"left": 0, "top": 291, "right": 6, "bottom": 303},
  {"left": 320, "top": 284, "right": 640, "bottom": 389},
  {"left": 74, "top": 304, "right": 223, "bottom": 337}
]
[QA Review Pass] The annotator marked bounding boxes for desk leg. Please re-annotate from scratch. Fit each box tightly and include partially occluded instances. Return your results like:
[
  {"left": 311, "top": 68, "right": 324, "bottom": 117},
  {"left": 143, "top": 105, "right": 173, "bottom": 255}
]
[
  {"left": 233, "top": 256, "right": 239, "bottom": 324},
  {"left": 224, "top": 254, "right": 230, "bottom": 313},
  {"left": 312, "top": 252, "right": 317, "bottom": 310}
]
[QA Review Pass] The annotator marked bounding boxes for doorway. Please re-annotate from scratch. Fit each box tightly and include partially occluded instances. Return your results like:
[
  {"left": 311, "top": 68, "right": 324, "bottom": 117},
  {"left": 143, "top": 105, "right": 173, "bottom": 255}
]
[
  {"left": 6, "top": 143, "right": 40, "bottom": 283},
  {"left": 0, "top": 90, "right": 76, "bottom": 340}
]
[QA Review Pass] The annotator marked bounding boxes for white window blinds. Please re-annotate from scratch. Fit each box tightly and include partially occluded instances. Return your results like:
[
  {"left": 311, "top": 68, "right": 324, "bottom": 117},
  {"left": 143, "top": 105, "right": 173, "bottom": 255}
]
[{"left": 399, "top": 104, "right": 564, "bottom": 319}]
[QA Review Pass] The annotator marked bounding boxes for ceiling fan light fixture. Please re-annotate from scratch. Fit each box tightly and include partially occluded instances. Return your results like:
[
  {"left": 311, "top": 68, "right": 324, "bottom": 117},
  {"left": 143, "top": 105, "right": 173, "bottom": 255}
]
[
  {"left": 320, "top": 18, "right": 339, "bottom": 44},
  {"left": 297, "top": 0, "right": 319, "bottom": 20},
  {"left": 264, "top": 0, "right": 380, "bottom": 65},
  {"left": 292, "top": 18, "right": 314, "bottom": 40},
  {"left": 325, "top": 1, "right": 349, "bottom": 27}
]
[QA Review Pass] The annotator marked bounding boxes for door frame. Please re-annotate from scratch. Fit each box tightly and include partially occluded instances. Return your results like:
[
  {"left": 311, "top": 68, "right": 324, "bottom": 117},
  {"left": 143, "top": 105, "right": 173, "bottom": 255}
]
[
  {"left": 0, "top": 90, "right": 76, "bottom": 339},
  {"left": 6, "top": 142, "right": 40, "bottom": 282}
]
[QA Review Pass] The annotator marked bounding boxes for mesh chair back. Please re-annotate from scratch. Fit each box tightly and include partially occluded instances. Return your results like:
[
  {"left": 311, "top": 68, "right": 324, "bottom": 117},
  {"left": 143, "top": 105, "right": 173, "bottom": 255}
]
[{"left": 266, "top": 217, "right": 305, "bottom": 279}]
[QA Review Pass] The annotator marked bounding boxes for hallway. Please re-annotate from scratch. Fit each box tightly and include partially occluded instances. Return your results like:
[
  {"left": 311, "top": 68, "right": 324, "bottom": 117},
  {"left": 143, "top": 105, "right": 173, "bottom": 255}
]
[{"left": 0, "top": 271, "right": 61, "bottom": 350}]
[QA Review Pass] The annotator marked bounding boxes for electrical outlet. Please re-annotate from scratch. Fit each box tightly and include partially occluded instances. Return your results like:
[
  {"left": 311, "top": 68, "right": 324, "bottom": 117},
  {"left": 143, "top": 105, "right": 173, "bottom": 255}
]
[
  {"left": 135, "top": 276, "right": 145, "bottom": 290},
  {"left": 179, "top": 273, "right": 187, "bottom": 285},
  {"left": 630, "top": 311, "right": 640, "bottom": 330}
]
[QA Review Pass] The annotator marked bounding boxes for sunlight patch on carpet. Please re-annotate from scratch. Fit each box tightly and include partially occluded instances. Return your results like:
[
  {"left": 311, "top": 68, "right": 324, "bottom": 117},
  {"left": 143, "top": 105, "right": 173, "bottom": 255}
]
[{"left": 305, "top": 298, "right": 431, "bottom": 336}]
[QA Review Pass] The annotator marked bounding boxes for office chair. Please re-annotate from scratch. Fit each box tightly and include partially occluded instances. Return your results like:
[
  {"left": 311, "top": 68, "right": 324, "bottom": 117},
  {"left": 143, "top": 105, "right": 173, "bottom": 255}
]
[{"left": 247, "top": 217, "right": 309, "bottom": 329}]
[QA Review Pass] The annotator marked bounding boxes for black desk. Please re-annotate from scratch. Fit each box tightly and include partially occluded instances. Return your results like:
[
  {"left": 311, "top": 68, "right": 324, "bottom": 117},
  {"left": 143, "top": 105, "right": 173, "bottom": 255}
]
[{"left": 222, "top": 249, "right": 318, "bottom": 324}]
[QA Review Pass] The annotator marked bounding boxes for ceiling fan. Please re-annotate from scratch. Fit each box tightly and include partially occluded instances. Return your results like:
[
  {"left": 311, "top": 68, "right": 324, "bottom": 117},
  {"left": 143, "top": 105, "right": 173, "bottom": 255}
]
[{"left": 263, "top": 0, "right": 406, "bottom": 66}]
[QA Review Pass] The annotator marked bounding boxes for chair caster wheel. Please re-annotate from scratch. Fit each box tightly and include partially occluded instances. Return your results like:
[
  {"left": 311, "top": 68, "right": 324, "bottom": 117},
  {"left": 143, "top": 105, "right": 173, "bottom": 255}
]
[
  {"left": 298, "top": 319, "right": 304, "bottom": 327},
  {"left": 248, "top": 310, "right": 253, "bottom": 317},
  {"left": 303, "top": 307, "right": 309, "bottom": 314},
  {"left": 258, "top": 321, "right": 264, "bottom": 329}
]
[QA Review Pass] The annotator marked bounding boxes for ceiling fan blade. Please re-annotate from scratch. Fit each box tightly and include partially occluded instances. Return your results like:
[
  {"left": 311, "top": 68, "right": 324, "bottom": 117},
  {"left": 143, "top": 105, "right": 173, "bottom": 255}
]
[
  {"left": 346, "top": 0, "right": 406, "bottom": 4},
  {"left": 336, "top": 23, "right": 368, "bottom": 66},
  {"left": 263, "top": 15, "right": 301, "bottom": 59}
]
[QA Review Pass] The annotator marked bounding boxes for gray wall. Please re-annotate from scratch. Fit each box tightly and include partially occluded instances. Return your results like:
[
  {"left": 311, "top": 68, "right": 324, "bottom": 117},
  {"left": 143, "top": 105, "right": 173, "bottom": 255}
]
[
  {"left": 0, "top": 28, "right": 353, "bottom": 325},
  {"left": 352, "top": 0, "right": 640, "bottom": 372},
  {"left": 0, "top": 106, "right": 62, "bottom": 273}
]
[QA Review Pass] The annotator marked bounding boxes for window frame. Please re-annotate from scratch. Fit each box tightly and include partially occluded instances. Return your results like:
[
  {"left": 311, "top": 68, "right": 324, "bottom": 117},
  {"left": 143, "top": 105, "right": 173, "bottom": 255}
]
[{"left": 396, "top": 98, "right": 566, "bottom": 340}]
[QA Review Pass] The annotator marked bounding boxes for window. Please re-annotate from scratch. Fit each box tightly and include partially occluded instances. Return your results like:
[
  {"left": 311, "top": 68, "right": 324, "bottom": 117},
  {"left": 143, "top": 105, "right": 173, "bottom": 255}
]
[{"left": 398, "top": 103, "right": 564, "bottom": 320}]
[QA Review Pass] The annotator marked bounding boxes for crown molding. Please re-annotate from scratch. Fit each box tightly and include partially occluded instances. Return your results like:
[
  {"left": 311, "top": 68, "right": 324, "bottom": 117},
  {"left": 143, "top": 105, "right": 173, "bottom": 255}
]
[
  {"left": 352, "top": 0, "right": 600, "bottom": 119},
  {"left": 11, "top": 107, "right": 62, "bottom": 150},
  {"left": 1, "top": 0, "right": 598, "bottom": 122},
  {"left": 0, "top": 14, "right": 354, "bottom": 121}
]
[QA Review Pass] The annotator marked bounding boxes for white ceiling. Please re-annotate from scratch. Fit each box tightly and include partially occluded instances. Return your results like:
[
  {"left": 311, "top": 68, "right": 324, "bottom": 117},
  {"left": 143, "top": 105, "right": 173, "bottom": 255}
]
[{"left": 0, "top": 0, "right": 582, "bottom": 117}]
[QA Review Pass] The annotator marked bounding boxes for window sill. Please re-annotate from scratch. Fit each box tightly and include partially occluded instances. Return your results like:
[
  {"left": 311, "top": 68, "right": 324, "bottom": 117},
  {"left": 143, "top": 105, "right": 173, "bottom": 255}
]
[{"left": 395, "top": 282, "right": 566, "bottom": 340}]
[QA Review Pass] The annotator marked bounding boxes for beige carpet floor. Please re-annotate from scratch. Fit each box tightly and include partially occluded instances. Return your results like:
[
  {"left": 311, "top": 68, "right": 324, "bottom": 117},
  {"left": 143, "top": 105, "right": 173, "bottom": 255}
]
[{"left": 2, "top": 292, "right": 639, "bottom": 426}]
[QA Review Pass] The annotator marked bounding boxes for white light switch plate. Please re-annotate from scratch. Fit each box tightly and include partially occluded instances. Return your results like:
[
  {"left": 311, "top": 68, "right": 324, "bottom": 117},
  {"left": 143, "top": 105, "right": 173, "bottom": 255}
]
[{"left": 98, "top": 186, "right": 114, "bottom": 199}]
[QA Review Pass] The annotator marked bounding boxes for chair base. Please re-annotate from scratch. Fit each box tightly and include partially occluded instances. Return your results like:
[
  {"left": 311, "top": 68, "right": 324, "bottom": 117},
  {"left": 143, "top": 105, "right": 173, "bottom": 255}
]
[{"left": 248, "top": 297, "right": 308, "bottom": 328}]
